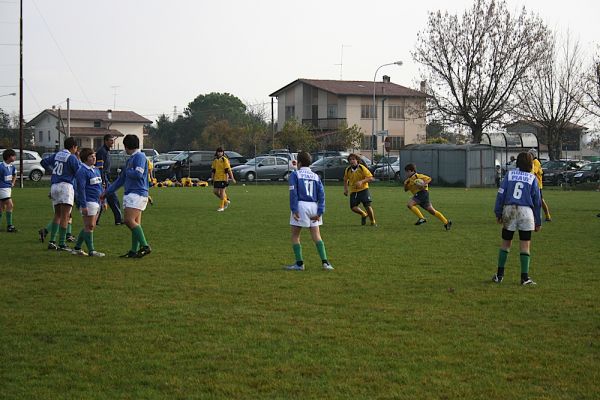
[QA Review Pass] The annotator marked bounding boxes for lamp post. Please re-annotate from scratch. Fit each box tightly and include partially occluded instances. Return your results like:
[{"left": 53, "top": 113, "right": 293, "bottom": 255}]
[
  {"left": 0, "top": 92, "right": 16, "bottom": 98},
  {"left": 371, "top": 61, "right": 402, "bottom": 161}
]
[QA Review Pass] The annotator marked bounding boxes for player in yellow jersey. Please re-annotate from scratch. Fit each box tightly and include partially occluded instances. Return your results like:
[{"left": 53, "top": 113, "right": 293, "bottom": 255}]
[
  {"left": 403, "top": 163, "right": 452, "bottom": 230},
  {"left": 343, "top": 154, "right": 376, "bottom": 226},
  {"left": 211, "top": 147, "right": 236, "bottom": 212},
  {"left": 528, "top": 148, "right": 551, "bottom": 221}
]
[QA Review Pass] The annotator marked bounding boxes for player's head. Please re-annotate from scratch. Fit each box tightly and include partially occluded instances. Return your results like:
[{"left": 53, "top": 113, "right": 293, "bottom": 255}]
[
  {"left": 64, "top": 137, "right": 77, "bottom": 153},
  {"left": 3, "top": 148, "right": 16, "bottom": 162},
  {"left": 528, "top": 148, "right": 538, "bottom": 159},
  {"left": 297, "top": 151, "right": 312, "bottom": 168},
  {"left": 79, "top": 147, "right": 95, "bottom": 165},
  {"left": 123, "top": 134, "right": 139, "bottom": 151},
  {"left": 517, "top": 152, "right": 533, "bottom": 173},
  {"left": 103, "top": 134, "right": 115, "bottom": 147},
  {"left": 347, "top": 153, "right": 361, "bottom": 166},
  {"left": 404, "top": 163, "right": 416, "bottom": 172},
  {"left": 214, "top": 147, "right": 224, "bottom": 158}
]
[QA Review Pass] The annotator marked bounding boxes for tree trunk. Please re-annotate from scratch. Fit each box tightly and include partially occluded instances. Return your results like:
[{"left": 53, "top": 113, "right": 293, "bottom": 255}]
[
  {"left": 470, "top": 125, "right": 484, "bottom": 144},
  {"left": 546, "top": 128, "right": 562, "bottom": 160}
]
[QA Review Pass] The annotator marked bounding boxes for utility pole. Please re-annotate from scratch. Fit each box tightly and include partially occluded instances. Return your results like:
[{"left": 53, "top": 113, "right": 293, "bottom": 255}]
[
  {"left": 110, "top": 86, "right": 119, "bottom": 109},
  {"left": 66, "top": 97, "right": 70, "bottom": 137},
  {"left": 18, "top": 0, "right": 23, "bottom": 188},
  {"left": 334, "top": 44, "right": 351, "bottom": 80}
]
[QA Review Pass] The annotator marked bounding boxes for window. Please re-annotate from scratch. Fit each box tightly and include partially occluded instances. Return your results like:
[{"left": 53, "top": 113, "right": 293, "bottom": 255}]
[
  {"left": 261, "top": 157, "right": 275, "bottom": 166},
  {"left": 388, "top": 105, "right": 405, "bottom": 120},
  {"left": 285, "top": 106, "right": 295, "bottom": 120},
  {"left": 388, "top": 136, "right": 404, "bottom": 150},
  {"left": 276, "top": 158, "right": 288, "bottom": 166},
  {"left": 38, "top": 131, "right": 43, "bottom": 143},
  {"left": 47, "top": 131, "right": 51, "bottom": 141},
  {"left": 361, "top": 105, "right": 376, "bottom": 119},
  {"left": 93, "top": 120, "right": 101, "bottom": 128},
  {"left": 327, "top": 104, "right": 337, "bottom": 118},
  {"left": 362, "top": 135, "right": 377, "bottom": 149}
]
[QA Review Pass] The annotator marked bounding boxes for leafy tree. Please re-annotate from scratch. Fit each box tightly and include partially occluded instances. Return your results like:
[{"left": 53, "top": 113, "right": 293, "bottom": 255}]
[
  {"left": 413, "top": 0, "right": 550, "bottom": 143},
  {"left": 276, "top": 118, "right": 317, "bottom": 152},
  {"left": 319, "top": 123, "right": 364, "bottom": 151}
]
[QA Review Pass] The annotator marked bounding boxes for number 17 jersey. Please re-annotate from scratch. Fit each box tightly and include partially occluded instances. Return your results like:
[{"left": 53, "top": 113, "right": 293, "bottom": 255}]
[
  {"left": 289, "top": 167, "right": 325, "bottom": 216},
  {"left": 494, "top": 169, "right": 542, "bottom": 226}
]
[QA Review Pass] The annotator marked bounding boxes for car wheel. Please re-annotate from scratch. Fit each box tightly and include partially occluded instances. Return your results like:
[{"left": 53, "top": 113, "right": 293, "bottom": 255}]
[
  {"left": 246, "top": 172, "right": 255, "bottom": 182},
  {"left": 395, "top": 171, "right": 402, "bottom": 182},
  {"left": 29, "top": 169, "right": 43, "bottom": 182},
  {"left": 283, "top": 171, "right": 291, "bottom": 181}
]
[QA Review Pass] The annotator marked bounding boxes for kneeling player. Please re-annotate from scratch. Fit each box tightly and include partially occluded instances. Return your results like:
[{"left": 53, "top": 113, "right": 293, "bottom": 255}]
[
  {"left": 493, "top": 152, "right": 542, "bottom": 285},
  {"left": 285, "top": 151, "right": 333, "bottom": 271}
]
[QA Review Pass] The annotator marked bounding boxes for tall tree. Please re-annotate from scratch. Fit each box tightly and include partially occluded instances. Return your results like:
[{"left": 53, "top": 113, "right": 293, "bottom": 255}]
[
  {"left": 319, "top": 123, "right": 364, "bottom": 151},
  {"left": 581, "top": 46, "right": 600, "bottom": 118},
  {"left": 276, "top": 119, "right": 317, "bottom": 152},
  {"left": 515, "top": 34, "right": 587, "bottom": 160},
  {"left": 413, "top": 0, "right": 550, "bottom": 143}
]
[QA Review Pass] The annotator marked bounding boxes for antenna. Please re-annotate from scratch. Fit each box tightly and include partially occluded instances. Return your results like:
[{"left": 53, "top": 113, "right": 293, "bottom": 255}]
[
  {"left": 172, "top": 106, "right": 177, "bottom": 121},
  {"left": 110, "top": 85, "right": 120, "bottom": 109},
  {"left": 334, "top": 44, "right": 351, "bottom": 80}
]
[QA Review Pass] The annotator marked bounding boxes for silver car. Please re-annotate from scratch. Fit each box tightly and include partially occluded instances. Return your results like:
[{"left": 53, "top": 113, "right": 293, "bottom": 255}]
[
  {"left": 1, "top": 148, "right": 46, "bottom": 181},
  {"left": 232, "top": 156, "right": 293, "bottom": 182}
]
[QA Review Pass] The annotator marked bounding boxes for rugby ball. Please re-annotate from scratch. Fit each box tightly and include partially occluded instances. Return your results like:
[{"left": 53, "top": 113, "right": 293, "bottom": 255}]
[{"left": 414, "top": 178, "right": 426, "bottom": 188}]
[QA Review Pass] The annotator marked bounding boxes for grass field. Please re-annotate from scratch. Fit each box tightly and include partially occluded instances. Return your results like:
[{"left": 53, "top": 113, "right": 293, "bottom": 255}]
[{"left": 1, "top": 182, "right": 599, "bottom": 399}]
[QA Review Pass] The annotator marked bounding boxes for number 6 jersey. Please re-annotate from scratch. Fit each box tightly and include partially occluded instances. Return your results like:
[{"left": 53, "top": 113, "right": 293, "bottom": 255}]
[
  {"left": 289, "top": 167, "right": 325, "bottom": 216},
  {"left": 494, "top": 169, "right": 542, "bottom": 227}
]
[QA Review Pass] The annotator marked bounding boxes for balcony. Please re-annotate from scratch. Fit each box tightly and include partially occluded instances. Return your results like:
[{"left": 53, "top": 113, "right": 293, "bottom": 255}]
[{"left": 302, "top": 118, "right": 347, "bottom": 131}]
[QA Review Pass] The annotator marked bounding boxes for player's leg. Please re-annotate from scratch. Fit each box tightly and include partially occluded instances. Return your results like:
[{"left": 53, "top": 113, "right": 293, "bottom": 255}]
[
  {"left": 542, "top": 198, "right": 551, "bottom": 222},
  {"left": 407, "top": 198, "right": 426, "bottom": 224},
  {"left": 309, "top": 226, "right": 333, "bottom": 270},
  {"left": 4, "top": 198, "right": 15, "bottom": 231},
  {"left": 56, "top": 204, "right": 73, "bottom": 249},
  {"left": 287, "top": 225, "right": 305, "bottom": 270},
  {"left": 518, "top": 231, "right": 535, "bottom": 285},
  {"left": 349, "top": 193, "right": 368, "bottom": 224},
  {"left": 494, "top": 229, "right": 514, "bottom": 283},
  {"left": 425, "top": 203, "right": 451, "bottom": 228}
]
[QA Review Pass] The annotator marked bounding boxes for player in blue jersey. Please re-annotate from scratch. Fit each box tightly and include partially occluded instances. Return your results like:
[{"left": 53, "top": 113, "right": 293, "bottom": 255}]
[
  {"left": 284, "top": 151, "right": 333, "bottom": 271},
  {"left": 40, "top": 137, "right": 80, "bottom": 251},
  {"left": 493, "top": 152, "right": 542, "bottom": 285},
  {"left": 0, "top": 149, "right": 18, "bottom": 232},
  {"left": 72, "top": 148, "right": 105, "bottom": 257},
  {"left": 102, "top": 134, "right": 151, "bottom": 258}
]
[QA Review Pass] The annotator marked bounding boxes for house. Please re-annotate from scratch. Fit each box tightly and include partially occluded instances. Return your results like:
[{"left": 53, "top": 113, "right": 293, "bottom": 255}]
[
  {"left": 505, "top": 120, "right": 588, "bottom": 157},
  {"left": 27, "top": 108, "right": 151, "bottom": 152},
  {"left": 269, "top": 77, "right": 428, "bottom": 154}
]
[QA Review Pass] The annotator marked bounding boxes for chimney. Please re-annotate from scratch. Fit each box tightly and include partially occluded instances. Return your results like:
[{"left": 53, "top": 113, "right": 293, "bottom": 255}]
[
  {"left": 420, "top": 80, "right": 427, "bottom": 92},
  {"left": 382, "top": 75, "right": 391, "bottom": 83},
  {"left": 106, "top": 109, "right": 112, "bottom": 120}
]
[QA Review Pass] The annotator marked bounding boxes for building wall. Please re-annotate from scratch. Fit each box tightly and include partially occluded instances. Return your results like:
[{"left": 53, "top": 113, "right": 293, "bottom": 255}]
[{"left": 33, "top": 114, "right": 60, "bottom": 149}]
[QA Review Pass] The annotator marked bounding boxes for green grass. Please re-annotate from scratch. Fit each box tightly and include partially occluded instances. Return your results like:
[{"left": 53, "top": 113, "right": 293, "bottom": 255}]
[{"left": 1, "top": 183, "right": 598, "bottom": 399}]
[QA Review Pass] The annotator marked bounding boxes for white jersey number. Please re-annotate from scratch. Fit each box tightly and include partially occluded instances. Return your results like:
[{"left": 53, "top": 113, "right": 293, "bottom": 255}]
[
  {"left": 52, "top": 161, "right": 63, "bottom": 176},
  {"left": 512, "top": 182, "right": 524, "bottom": 199},
  {"left": 304, "top": 180, "right": 314, "bottom": 197}
]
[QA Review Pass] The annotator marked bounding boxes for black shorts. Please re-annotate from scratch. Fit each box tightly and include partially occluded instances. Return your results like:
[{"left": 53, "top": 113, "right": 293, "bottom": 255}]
[
  {"left": 0, "top": 198, "right": 10, "bottom": 202},
  {"left": 502, "top": 228, "right": 532, "bottom": 241},
  {"left": 350, "top": 189, "right": 372, "bottom": 208},
  {"left": 213, "top": 181, "right": 228, "bottom": 189},
  {"left": 412, "top": 190, "right": 431, "bottom": 208}
]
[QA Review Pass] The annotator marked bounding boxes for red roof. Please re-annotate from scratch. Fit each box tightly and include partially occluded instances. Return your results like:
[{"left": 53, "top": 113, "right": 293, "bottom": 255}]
[
  {"left": 58, "top": 127, "right": 124, "bottom": 137},
  {"left": 270, "top": 79, "right": 427, "bottom": 98},
  {"left": 29, "top": 109, "right": 151, "bottom": 125}
]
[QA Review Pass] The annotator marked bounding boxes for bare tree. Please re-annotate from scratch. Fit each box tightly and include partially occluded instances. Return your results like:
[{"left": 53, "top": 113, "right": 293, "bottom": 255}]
[
  {"left": 413, "top": 0, "right": 550, "bottom": 143},
  {"left": 581, "top": 46, "right": 600, "bottom": 118},
  {"left": 515, "top": 34, "right": 587, "bottom": 160}
]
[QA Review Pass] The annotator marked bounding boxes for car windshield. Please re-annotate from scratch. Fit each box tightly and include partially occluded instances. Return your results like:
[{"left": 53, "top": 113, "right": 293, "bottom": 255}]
[
  {"left": 244, "top": 157, "right": 266, "bottom": 165},
  {"left": 172, "top": 152, "right": 189, "bottom": 161},
  {"left": 311, "top": 157, "right": 330, "bottom": 166},
  {"left": 579, "top": 163, "right": 599, "bottom": 171},
  {"left": 543, "top": 161, "right": 565, "bottom": 169}
]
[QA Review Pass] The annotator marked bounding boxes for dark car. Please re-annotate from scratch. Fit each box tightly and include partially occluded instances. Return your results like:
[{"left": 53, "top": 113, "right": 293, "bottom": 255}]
[
  {"left": 309, "top": 156, "right": 350, "bottom": 181},
  {"left": 542, "top": 159, "right": 588, "bottom": 185},
  {"left": 564, "top": 162, "right": 600, "bottom": 185},
  {"left": 153, "top": 151, "right": 246, "bottom": 181}
]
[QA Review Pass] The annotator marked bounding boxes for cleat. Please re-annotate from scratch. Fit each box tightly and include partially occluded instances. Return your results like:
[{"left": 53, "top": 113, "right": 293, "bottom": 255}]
[
  {"left": 444, "top": 220, "right": 453, "bottom": 231},
  {"left": 217, "top": 208, "right": 225, "bottom": 212},
  {"left": 57, "top": 244, "right": 73, "bottom": 253},
  {"left": 492, "top": 273, "right": 503, "bottom": 283},
  {"left": 521, "top": 278, "right": 536, "bottom": 286},
  {"left": 136, "top": 245, "right": 152, "bottom": 258},
  {"left": 89, "top": 250, "right": 105, "bottom": 257},
  {"left": 47, "top": 242, "right": 58, "bottom": 250},
  {"left": 224, "top": 200, "right": 231, "bottom": 209},
  {"left": 361, "top": 215, "right": 367, "bottom": 225},
  {"left": 38, "top": 228, "right": 48, "bottom": 242},
  {"left": 115, "top": 222, "right": 123, "bottom": 226},
  {"left": 72, "top": 248, "right": 88, "bottom": 256},
  {"left": 415, "top": 218, "right": 427, "bottom": 226},
  {"left": 7, "top": 225, "right": 17, "bottom": 233},
  {"left": 119, "top": 251, "right": 138, "bottom": 258},
  {"left": 284, "top": 264, "right": 305, "bottom": 271},
  {"left": 322, "top": 262, "right": 334, "bottom": 271},
  {"left": 66, "top": 234, "right": 76, "bottom": 242},
  {"left": 545, "top": 218, "right": 552, "bottom": 222}
]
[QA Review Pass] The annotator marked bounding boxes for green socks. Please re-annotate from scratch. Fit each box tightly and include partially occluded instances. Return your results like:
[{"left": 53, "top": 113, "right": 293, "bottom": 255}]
[
  {"left": 130, "top": 225, "right": 148, "bottom": 252},
  {"left": 75, "top": 229, "right": 85, "bottom": 249},
  {"left": 498, "top": 249, "right": 509, "bottom": 269},
  {"left": 520, "top": 252, "right": 530, "bottom": 274},
  {"left": 58, "top": 226, "right": 67, "bottom": 246},
  {"left": 49, "top": 222, "right": 59, "bottom": 242},
  {"left": 316, "top": 240, "right": 328, "bottom": 262},
  {"left": 6, "top": 212, "right": 12, "bottom": 226},
  {"left": 67, "top": 223, "right": 72, "bottom": 236},
  {"left": 84, "top": 231, "right": 94, "bottom": 252},
  {"left": 293, "top": 243, "right": 303, "bottom": 264}
]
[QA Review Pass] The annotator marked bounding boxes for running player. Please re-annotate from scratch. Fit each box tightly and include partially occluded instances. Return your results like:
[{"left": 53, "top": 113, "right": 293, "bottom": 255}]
[
  {"left": 403, "top": 163, "right": 452, "bottom": 230},
  {"left": 343, "top": 154, "right": 376, "bottom": 226}
]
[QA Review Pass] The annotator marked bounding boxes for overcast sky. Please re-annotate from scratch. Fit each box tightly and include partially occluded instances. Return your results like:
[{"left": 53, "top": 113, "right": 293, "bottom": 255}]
[{"left": 0, "top": 0, "right": 598, "bottom": 123}]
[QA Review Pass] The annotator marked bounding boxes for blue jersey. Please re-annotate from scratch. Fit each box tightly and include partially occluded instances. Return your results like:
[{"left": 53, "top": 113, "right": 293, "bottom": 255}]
[
  {"left": 289, "top": 167, "right": 325, "bottom": 215},
  {"left": 95, "top": 144, "right": 111, "bottom": 184},
  {"left": 107, "top": 150, "right": 148, "bottom": 197},
  {"left": 0, "top": 161, "right": 16, "bottom": 189},
  {"left": 41, "top": 149, "right": 81, "bottom": 185},
  {"left": 494, "top": 169, "right": 542, "bottom": 226},
  {"left": 75, "top": 164, "right": 103, "bottom": 208}
]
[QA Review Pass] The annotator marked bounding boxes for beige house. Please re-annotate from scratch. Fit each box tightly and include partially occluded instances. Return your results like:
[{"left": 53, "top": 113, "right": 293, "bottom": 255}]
[
  {"left": 269, "top": 78, "right": 428, "bottom": 154},
  {"left": 27, "top": 109, "right": 151, "bottom": 152}
]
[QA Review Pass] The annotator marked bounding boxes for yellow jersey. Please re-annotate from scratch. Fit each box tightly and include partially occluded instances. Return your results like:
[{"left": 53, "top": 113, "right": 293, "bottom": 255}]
[
  {"left": 532, "top": 158, "right": 543, "bottom": 189},
  {"left": 343, "top": 164, "right": 372, "bottom": 193},
  {"left": 211, "top": 156, "right": 231, "bottom": 181},
  {"left": 404, "top": 172, "right": 431, "bottom": 194}
]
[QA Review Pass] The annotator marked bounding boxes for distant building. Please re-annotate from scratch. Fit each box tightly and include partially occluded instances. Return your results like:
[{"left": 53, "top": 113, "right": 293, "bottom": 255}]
[
  {"left": 505, "top": 120, "right": 587, "bottom": 155},
  {"left": 269, "top": 77, "right": 428, "bottom": 154},
  {"left": 27, "top": 109, "right": 151, "bottom": 151}
]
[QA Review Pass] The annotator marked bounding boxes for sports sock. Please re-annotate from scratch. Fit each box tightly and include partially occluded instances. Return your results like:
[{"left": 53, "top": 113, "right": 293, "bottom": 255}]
[
  {"left": 520, "top": 252, "right": 530, "bottom": 275},
  {"left": 58, "top": 226, "right": 67, "bottom": 246},
  {"left": 132, "top": 225, "right": 148, "bottom": 247},
  {"left": 497, "top": 249, "right": 509, "bottom": 271},
  {"left": 75, "top": 229, "right": 85, "bottom": 249},
  {"left": 6, "top": 211, "right": 12, "bottom": 226},
  {"left": 315, "top": 240, "right": 327, "bottom": 261},
  {"left": 410, "top": 206, "right": 425, "bottom": 219},
  {"left": 49, "top": 222, "right": 59, "bottom": 242},
  {"left": 84, "top": 231, "right": 94, "bottom": 252},
  {"left": 433, "top": 210, "right": 448, "bottom": 225},
  {"left": 293, "top": 243, "right": 303, "bottom": 265},
  {"left": 46, "top": 221, "right": 53, "bottom": 232},
  {"left": 220, "top": 199, "right": 226, "bottom": 209},
  {"left": 66, "top": 223, "right": 72, "bottom": 236}
]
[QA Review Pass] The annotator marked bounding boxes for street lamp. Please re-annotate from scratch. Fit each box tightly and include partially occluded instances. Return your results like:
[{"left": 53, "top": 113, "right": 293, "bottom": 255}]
[
  {"left": 0, "top": 92, "right": 17, "bottom": 98},
  {"left": 372, "top": 61, "right": 402, "bottom": 160}
]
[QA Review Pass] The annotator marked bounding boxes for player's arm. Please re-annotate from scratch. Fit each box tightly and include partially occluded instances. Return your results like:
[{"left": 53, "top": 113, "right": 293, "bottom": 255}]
[
  {"left": 75, "top": 169, "right": 88, "bottom": 211},
  {"left": 494, "top": 178, "right": 508, "bottom": 222},
  {"left": 289, "top": 172, "right": 299, "bottom": 214},
  {"left": 343, "top": 170, "right": 349, "bottom": 195},
  {"left": 419, "top": 173, "right": 432, "bottom": 184},
  {"left": 531, "top": 179, "right": 542, "bottom": 229},
  {"left": 316, "top": 179, "right": 325, "bottom": 217},
  {"left": 125, "top": 154, "right": 146, "bottom": 180},
  {"left": 11, "top": 167, "right": 16, "bottom": 187}
]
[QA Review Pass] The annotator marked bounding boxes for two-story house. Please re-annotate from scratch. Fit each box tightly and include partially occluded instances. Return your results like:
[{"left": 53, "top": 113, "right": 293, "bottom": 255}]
[
  {"left": 269, "top": 77, "right": 427, "bottom": 154},
  {"left": 27, "top": 108, "right": 151, "bottom": 152}
]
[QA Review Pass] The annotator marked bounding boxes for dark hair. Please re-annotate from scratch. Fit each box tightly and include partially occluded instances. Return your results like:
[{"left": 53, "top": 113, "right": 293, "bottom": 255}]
[
  {"left": 103, "top": 134, "right": 113, "bottom": 142},
  {"left": 64, "top": 137, "right": 77, "bottom": 150},
  {"left": 214, "top": 147, "right": 225, "bottom": 158},
  {"left": 123, "top": 134, "right": 139, "bottom": 150},
  {"left": 347, "top": 153, "right": 360, "bottom": 161},
  {"left": 516, "top": 152, "right": 533, "bottom": 173},
  {"left": 3, "top": 148, "right": 16, "bottom": 161},
  {"left": 79, "top": 148, "right": 94, "bottom": 162},
  {"left": 297, "top": 151, "right": 312, "bottom": 167},
  {"left": 404, "top": 163, "right": 416, "bottom": 172}
]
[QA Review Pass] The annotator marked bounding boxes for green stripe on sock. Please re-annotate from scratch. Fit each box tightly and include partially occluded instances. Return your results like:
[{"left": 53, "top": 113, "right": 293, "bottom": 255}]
[
  {"left": 316, "top": 240, "right": 328, "bottom": 261},
  {"left": 50, "top": 222, "right": 59, "bottom": 242},
  {"left": 498, "top": 249, "right": 509, "bottom": 269},
  {"left": 132, "top": 225, "right": 148, "bottom": 247},
  {"left": 84, "top": 231, "right": 94, "bottom": 252},
  {"left": 520, "top": 252, "right": 530, "bottom": 274}
]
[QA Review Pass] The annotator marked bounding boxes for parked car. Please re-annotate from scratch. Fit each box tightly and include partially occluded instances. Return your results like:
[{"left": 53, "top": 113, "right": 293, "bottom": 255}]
[
  {"left": 542, "top": 159, "right": 588, "bottom": 185},
  {"left": 232, "top": 156, "right": 292, "bottom": 182},
  {"left": 153, "top": 150, "right": 212, "bottom": 181},
  {"left": 311, "top": 150, "right": 349, "bottom": 162},
  {"left": 309, "top": 156, "right": 350, "bottom": 181},
  {"left": 1, "top": 149, "right": 46, "bottom": 181},
  {"left": 564, "top": 162, "right": 600, "bottom": 184},
  {"left": 370, "top": 156, "right": 398, "bottom": 173},
  {"left": 373, "top": 160, "right": 401, "bottom": 180},
  {"left": 225, "top": 151, "right": 248, "bottom": 168}
]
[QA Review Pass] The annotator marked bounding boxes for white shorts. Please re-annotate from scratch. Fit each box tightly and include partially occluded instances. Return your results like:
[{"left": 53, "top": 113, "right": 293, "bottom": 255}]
[
  {"left": 51, "top": 182, "right": 74, "bottom": 206},
  {"left": 123, "top": 193, "right": 148, "bottom": 211},
  {"left": 502, "top": 205, "right": 534, "bottom": 232},
  {"left": 0, "top": 187, "right": 11, "bottom": 200},
  {"left": 80, "top": 201, "right": 100, "bottom": 217},
  {"left": 290, "top": 201, "right": 323, "bottom": 228}
]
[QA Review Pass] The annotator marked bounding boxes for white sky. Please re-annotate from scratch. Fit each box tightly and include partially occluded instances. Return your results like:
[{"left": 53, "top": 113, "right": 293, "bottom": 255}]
[{"left": 0, "top": 0, "right": 598, "bottom": 123}]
